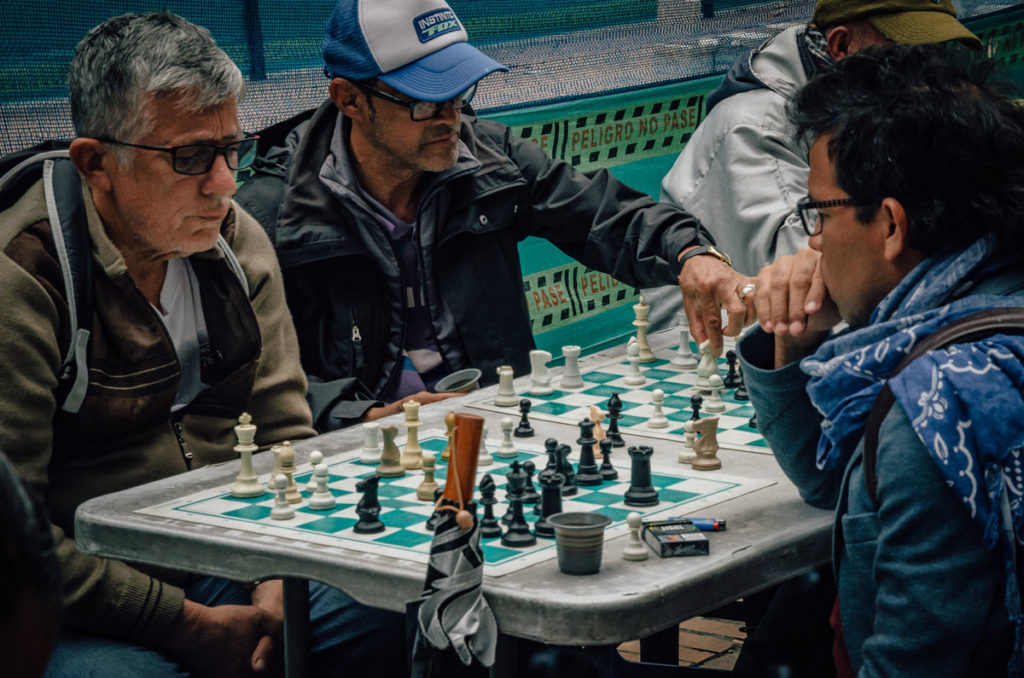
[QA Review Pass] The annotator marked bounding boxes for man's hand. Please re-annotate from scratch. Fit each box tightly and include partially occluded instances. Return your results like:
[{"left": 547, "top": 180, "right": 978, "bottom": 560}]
[
  {"left": 164, "top": 598, "right": 283, "bottom": 677},
  {"left": 677, "top": 251, "right": 754, "bottom": 355},
  {"left": 364, "top": 390, "right": 463, "bottom": 422},
  {"left": 751, "top": 249, "right": 841, "bottom": 367},
  {"left": 249, "top": 580, "right": 285, "bottom": 674}
]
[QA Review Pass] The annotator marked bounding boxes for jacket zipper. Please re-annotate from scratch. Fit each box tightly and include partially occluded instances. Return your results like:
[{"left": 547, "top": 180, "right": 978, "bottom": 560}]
[
  {"left": 171, "top": 414, "right": 194, "bottom": 470},
  {"left": 351, "top": 320, "right": 364, "bottom": 373}
]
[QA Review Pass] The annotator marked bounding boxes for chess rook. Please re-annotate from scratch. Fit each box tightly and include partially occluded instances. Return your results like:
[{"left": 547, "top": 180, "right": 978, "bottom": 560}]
[
  {"left": 624, "top": 445, "right": 659, "bottom": 506},
  {"left": 560, "top": 345, "right": 584, "bottom": 389}
]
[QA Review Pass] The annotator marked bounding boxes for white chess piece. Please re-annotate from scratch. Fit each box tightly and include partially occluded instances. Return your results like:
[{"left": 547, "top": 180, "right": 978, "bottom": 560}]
[
  {"left": 359, "top": 422, "right": 381, "bottom": 464},
  {"left": 478, "top": 424, "right": 494, "bottom": 466},
  {"left": 231, "top": 412, "right": 265, "bottom": 498},
  {"left": 623, "top": 512, "right": 648, "bottom": 561},
  {"left": 704, "top": 375, "right": 726, "bottom": 413},
  {"left": 633, "top": 295, "right": 655, "bottom": 363},
  {"left": 494, "top": 365, "right": 519, "bottom": 406},
  {"left": 270, "top": 474, "right": 296, "bottom": 520},
  {"left": 417, "top": 453, "right": 439, "bottom": 501},
  {"left": 495, "top": 416, "right": 517, "bottom": 458},
  {"left": 560, "top": 345, "right": 584, "bottom": 389},
  {"left": 679, "top": 420, "right": 697, "bottom": 464},
  {"left": 308, "top": 463, "right": 337, "bottom": 510},
  {"left": 670, "top": 311, "right": 699, "bottom": 369},
  {"left": 400, "top": 400, "right": 423, "bottom": 470},
  {"left": 648, "top": 389, "right": 669, "bottom": 428},
  {"left": 303, "top": 450, "right": 324, "bottom": 492},
  {"left": 277, "top": 441, "right": 302, "bottom": 503},
  {"left": 623, "top": 338, "right": 645, "bottom": 386},
  {"left": 695, "top": 339, "right": 718, "bottom": 392},
  {"left": 528, "top": 349, "right": 554, "bottom": 395}
]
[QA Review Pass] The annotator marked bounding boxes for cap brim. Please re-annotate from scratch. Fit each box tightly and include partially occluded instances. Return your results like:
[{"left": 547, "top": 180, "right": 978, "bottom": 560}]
[
  {"left": 379, "top": 41, "right": 508, "bottom": 102},
  {"left": 870, "top": 11, "right": 982, "bottom": 50}
]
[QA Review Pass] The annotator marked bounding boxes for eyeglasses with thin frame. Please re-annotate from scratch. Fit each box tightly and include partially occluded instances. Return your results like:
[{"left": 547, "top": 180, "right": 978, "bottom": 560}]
[
  {"left": 96, "top": 136, "right": 259, "bottom": 176},
  {"left": 353, "top": 82, "right": 477, "bottom": 121},
  {"left": 796, "top": 197, "right": 863, "bottom": 236}
]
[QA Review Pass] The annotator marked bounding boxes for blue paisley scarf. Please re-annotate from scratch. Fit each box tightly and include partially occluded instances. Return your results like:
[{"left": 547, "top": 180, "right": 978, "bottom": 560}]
[{"left": 802, "top": 236, "right": 1024, "bottom": 674}]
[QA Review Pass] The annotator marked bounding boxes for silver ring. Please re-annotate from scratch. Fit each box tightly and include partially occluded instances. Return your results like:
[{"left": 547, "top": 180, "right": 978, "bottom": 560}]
[{"left": 739, "top": 283, "right": 756, "bottom": 300}]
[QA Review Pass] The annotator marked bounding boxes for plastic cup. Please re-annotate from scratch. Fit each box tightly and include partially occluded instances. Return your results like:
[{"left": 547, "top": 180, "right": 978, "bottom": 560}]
[{"left": 547, "top": 512, "right": 613, "bottom": 575}]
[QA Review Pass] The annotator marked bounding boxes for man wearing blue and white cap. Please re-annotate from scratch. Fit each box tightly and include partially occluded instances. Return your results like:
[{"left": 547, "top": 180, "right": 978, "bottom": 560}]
[{"left": 238, "top": 0, "right": 742, "bottom": 432}]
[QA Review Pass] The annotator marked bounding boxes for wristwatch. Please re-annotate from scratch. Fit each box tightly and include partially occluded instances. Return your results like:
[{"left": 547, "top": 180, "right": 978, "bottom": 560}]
[{"left": 677, "top": 244, "right": 733, "bottom": 268}]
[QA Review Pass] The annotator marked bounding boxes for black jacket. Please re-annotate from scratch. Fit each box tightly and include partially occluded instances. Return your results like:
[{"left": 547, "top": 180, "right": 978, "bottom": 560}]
[{"left": 237, "top": 100, "right": 711, "bottom": 431}]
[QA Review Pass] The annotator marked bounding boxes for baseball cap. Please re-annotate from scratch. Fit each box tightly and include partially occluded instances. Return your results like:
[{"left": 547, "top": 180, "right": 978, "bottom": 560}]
[
  {"left": 322, "top": 0, "right": 508, "bottom": 102},
  {"left": 813, "top": 0, "right": 981, "bottom": 50}
]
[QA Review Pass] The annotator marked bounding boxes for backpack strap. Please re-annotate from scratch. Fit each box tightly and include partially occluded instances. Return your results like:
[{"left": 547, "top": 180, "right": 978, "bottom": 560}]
[
  {"left": 40, "top": 156, "right": 93, "bottom": 413},
  {"left": 863, "top": 307, "right": 1024, "bottom": 508}
]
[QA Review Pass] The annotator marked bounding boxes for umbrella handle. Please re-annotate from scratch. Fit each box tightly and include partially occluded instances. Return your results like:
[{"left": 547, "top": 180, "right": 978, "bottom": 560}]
[{"left": 436, "top": 413, "right": 484, "bottom": 529}]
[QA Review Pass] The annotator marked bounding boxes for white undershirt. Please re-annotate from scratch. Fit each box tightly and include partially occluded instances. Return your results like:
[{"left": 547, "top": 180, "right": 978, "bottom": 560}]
[{"left": 151, "top": 258, "right": 210, "bottom": 411}]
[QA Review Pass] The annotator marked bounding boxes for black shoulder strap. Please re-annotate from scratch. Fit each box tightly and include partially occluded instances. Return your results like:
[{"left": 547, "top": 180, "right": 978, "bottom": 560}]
[{"left": 863, "top": 307, "right": 1024, "bottom": 508}]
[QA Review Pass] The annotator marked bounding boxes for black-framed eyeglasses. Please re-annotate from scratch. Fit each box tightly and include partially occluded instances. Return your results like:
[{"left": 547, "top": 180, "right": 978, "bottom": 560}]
[
  {"left": 96, "top": 136, "right": 259, "bottom": 176},
  {"left": 796, "top": 197, "right": 864, "bottom": 236},
  {"left": 353, "top": 82, "right": 476, "bottom": 121}
]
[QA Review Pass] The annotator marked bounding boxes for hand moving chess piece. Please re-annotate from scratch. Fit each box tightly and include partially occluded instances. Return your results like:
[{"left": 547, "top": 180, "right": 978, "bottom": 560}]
[
  {"left": 230, "top": 412, "right": 265, "bottom": 498},
  {"left": 691, "top": 417, "right": 722, "bottom": 471},
  {"left": 528, "top": 349, "right": 554, "bottom": 395}
]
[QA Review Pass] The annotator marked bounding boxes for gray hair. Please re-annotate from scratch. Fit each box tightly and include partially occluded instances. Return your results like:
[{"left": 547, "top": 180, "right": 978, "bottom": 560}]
[{"left": 68, "top": 11, "right": 245, "bottom": 151}]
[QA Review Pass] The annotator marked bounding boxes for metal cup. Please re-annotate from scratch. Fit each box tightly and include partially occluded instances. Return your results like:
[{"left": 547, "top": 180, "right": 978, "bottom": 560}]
[{"left": 547, "top": 512, "right": 612, "bottom": 575}]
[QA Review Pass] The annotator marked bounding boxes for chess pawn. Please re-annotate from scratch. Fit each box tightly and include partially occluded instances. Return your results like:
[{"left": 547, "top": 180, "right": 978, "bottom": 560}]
[
  {"left": 308, "top": 463, "right": 337, "bottom": 510},
  {"left": 495, "top": 417, "right": 517, "bottom": 459},
  {"left": 270, "top": 474, "right": 295, "bottom": 520},
  {"left": 599, "top": 438, "right": 618, "bottom": 481},
  {"left": 359, "top": 422, "right": 381, "bottom": 464},
  {"left": 230, "top": 412, "right": 265, "bottom": 498},
  {"left": 478, "top": 424, "right": 494, "bottom": 466},
  {"left": 303, "top": 450, "right": 324, "bottom": 493},
  {"left": 623, "top": 338, "right": 646, "bottom": 386},
  {"left": 704, "top": 375, "right": 726, "bottom": 413},
  {"left": 633, "top": 295, "right": 656, "bottom": 363},
  {"left": 441, "top": 411, "right": 455, "bottom": 461},
  {"left": 670, "top": 311, "right": 698, "bottom": 369},
  {"left": 623, "top": 512, "right": 648, "bottom": 561},
  {"left": 277, "top": 441, "right": 302, "bottom": 504},
  {"left": 560, "top": 344, "right": 584, "bottom": 389},
  {"left": 376, "top": 425, "right": 406, "bottom": 477},
  {"left": 528, "top": 349, "right": 554, "bottom": 395},
  {"left": 691, "top": 417, "right": 722, "bottom": 471},
  {"left": 647, "top": 389, "right": 669, "bottom": 429},
  {"left": 679, "top": 420, "right": 697, "bottom": 464},
  {"left": 417, "top": 453, "right": 440, "bottom": 501},
  {"left": 494, "top": 365, "right": 519, "bottom": 406},
  {"left": 400, "top": 400, "right": 423, "bottom": 470}
]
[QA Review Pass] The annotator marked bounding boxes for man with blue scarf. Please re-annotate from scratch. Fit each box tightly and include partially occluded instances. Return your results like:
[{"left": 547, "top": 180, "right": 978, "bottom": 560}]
[{"left": 739, "top": 45, "right": 1024, "bottom": 676}]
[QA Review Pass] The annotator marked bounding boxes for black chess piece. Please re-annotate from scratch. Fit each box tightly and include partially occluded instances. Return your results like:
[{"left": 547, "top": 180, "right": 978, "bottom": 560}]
[
  {"left": 575, "top": 418, "right": 603, "bottom": 486},
  {"left": 478, "top": 474, "right": 503, "bottom": 538},
  {"left": 502, "top": 461, "right": 526, "bottom": 525},
  {"left": 723, "top": 350, "right": 742, "bottom": 388},
  {"left": 514, "top": 399, "right": 534, "bottom": 437},
  {"left": 521, "top": 460, "right": 540, "bottom": 504},
  {"left": 690, "top": 394, "right": 704, "bottom": 420},
  {"left": 353, "top": 475, "right": 385, "bottom": 533},
  {"left": 556, "top": 444, "right": 577, "bottom": 496},
  {"left": 606, "top": 393, "right": 625, "bottom": 447},
  {"left": 533, "top": 469, "right": 565, "bottom": 539},
  {"left": 599, "top": 438, "right": 618, "bottom": 481},
  {"left": 624, "top": 445, "right": 659, "bottom": 506},
  {"left": 544, "top": 438, "right": 559, "bottom": 471},
  {"left": 733, "top": 362, "right": 750, "bottom": 401},
  {"left": 425, "top": 487, "right": 444, "bottom": 531},
  {"left": 748, "top": 411, "right": 758, "bottom": 429},
  {"left": 501, "top": 468, "right": 537, "bottom": 547}
]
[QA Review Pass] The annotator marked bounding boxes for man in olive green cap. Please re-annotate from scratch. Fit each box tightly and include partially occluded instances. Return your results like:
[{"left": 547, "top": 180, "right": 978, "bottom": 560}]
[{"left": 660, "top": 0, "right": 981, "bottom": 343}]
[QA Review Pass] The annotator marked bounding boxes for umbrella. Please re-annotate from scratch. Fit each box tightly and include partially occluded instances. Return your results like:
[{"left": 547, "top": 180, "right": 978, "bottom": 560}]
[{"left": 409, "top": 413, "right": 497, "bottom": 677}]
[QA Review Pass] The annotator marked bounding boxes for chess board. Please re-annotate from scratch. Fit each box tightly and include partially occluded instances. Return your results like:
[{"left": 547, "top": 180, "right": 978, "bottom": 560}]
[
  {"left": 138, "top": 433, "right": 772, "bottom": 577},
  {"left": 468, "top": 342, "right": 770, "bottom": 454}
]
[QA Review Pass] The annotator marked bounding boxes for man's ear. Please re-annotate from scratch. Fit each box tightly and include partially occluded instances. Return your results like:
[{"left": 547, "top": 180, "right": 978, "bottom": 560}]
[
  {"left": 329, "top": 78, "right": 368, "bottom": 122},
  {"left": 878, "top": 197, "right": 911, "bottom": 262},
  {"left": 825, "top": 25, "right": 854, "bottom": 60},
  {"left": 68, "top": 138, "right": 113, "bottom": 193}
]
